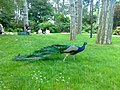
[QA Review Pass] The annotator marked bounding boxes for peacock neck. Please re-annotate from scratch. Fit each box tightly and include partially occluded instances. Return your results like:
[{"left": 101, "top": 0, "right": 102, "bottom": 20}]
[{"left": 77, "top": 45, "right": 86, "bottom": 52}]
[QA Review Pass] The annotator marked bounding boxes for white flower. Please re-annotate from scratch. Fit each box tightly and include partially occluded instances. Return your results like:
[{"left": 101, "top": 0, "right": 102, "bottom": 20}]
[
  {"left": 62, "top": 79, "right": 65, "bottom": 82},
  {"left": 40, "top": 76, "right": 42, "bottom": 77},
  {"left": 36, "top": 77, "right": 38, "bottom": 80},
  {"left": 66, "top": 81, "right": 69, "bottom": 84},
  {"left": 44, "top": 77, "right": 46, "bottom": 79},
  {"left": 60, "top": 73, "right": 62, "bottom": 75},
  {"left": 68, "top": 77, "right": 70, "bottom": 80}
]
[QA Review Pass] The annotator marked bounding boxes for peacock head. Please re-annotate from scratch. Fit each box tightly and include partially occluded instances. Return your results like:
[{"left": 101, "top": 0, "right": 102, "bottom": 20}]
[{"left": 83, "top": 42, "right": 87, "bottom": 45}]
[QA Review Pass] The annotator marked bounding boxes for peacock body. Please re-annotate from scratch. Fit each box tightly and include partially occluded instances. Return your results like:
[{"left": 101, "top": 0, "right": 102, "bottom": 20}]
[{"left": 14, "top": 42, "right": 87, "bottom": 61}]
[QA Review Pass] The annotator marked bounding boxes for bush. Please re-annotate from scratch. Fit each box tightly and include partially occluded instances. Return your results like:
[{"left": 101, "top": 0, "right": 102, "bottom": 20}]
[
  {"left": 113, "top": 26, "right": 120, "bottom": 35},
  {"left": 54, "top": 14, "right": 70, "bottom": 33},
  {"left": 37, "top": 22, "right": 56, "bottom": 33},
  {"left": 29, "top": 20, "right": 37, "bottom": 32},
  {"left": 5, "top": 28, "right": 14, "bottom": 32},
  {"left": 14, "top": 28, "right": 23, "bottom": 32},
  {"left": 82, "top": 23, "right": 98, "bottom": 34}
]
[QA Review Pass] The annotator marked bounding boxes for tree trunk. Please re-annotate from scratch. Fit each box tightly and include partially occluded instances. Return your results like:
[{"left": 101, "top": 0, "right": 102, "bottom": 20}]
[
  {"left": 70, "top": 0, "right": 76, "bottom": 40},
  {"left": 23, "top": 0, "right": 28, "bottom": 31},
  {"left": 56, "top": 0, "right": 60, "bottom": 14},
  {"left": 90, "top": 0, "right": 93, "bottom": 38},
  {"left": 75, "top": 1, "right": 78, "bottom": 35},
  {"left": 62, "top": 0, "right": 65, "bottom": 14},
  {"left": 96, "top": 0, "right": 115, "bottom": 44},
  {"left": 96, "top": 0, "right": 101, "bottom": 26},
  {"left": 77, "top": 0, "right": 82, "bottom": 34}
]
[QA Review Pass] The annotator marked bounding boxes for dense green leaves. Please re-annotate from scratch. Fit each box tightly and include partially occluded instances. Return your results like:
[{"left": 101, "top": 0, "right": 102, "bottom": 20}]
[
  {"left": 0, "top": 0, "right": 15, "bottom": 13},
  {"left": 113, "top": 3, "right": 120, "bottom": 29},
  {"left": 28, "top": 0, "right": 53, "bottom": 23}
]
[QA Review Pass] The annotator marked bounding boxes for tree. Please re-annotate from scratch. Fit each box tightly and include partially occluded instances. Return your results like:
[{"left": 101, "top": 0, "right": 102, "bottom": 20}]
[
  {"left": 0, "top": 0, "right": 15, "bottom": 13},
  {"left": 113, "top": 3, "right": 120, "bottom": 28},
  {"left": 70, "top": 0, "right": 76, "bottom": 40},
  {"left": 23, "top": 0, "right": 29, "bottom": 31},
  {"left": 62, "top": 0, "right": 65, "bottom": 14},
  {"left": 0, "top": 0, "right": 17, "bottom": 28},
  {"left": 90, "top": 0, "right": 93, "bottom": 38},
  {"left": 96, "top": 0, "right": 115, "bottom": 44},
  {"left": 77, "top": 0, "right": 83, "bottom": 34},
  {"left": 28, "top": 0, "right": 53, "bottom": 23},
  {"left": 69, "top": 0, "right": 83, "bottom": 40}
]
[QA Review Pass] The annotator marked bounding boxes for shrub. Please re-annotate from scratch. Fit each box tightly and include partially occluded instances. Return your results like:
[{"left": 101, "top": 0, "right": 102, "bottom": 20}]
[
  {"left": 5, "top": 28, "right": 14, "bottom": 32},
  {"left": 14, "top": 28, "right": 23, "bottom": 32},
  {"left": 54, "top": 14, "right": 70, "bottom": 33},
  {"left": 113, "top": 26, "right": 120, "bottom": 35},
  {"left": 37, "top": 22, "right": 56, "bottom": 33}
]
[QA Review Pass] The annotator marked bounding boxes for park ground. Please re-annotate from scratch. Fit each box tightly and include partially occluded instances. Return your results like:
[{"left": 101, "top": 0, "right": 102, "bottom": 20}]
[{"left": 0, "top": 33, "right": 120, "bottom": 90}]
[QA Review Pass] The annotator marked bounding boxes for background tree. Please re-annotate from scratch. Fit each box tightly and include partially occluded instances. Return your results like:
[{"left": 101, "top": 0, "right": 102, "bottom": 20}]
[
  {"left": 90, "top": 0, "right": 93, "bottom": 38},
  {"left": 113, "top": 3, "right": 120, "bottom": 28},
  {"left": 23, "top": 0, "right": 29, "bottom": 31},
  {"left": 70, "top": 0, "right": 76, "bottom": 40},
  {"left": 96, "top": 0, "right": 115, "bottom": 44},
  {"left": 28, "top": 0, "right": 53, "bottom": 30},
  {"left": 0, "top": 0, "right": 17, "bottom": 29},
  {"left": 0, "top": 0, "right": 15, "bottom": 13},
  {"left": 77, "top": 0, "right": 83, "bottom": 34}
]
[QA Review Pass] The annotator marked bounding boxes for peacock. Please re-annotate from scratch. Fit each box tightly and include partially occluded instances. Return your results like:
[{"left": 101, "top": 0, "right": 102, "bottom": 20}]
[{"left": 13, "top": 42, "right": 87, "bottom": 61}]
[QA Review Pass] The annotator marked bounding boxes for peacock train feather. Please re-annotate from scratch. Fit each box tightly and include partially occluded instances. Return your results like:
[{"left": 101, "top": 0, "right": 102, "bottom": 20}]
[{"left": 13, "top": 42, "right": 87, "bottom": 61}]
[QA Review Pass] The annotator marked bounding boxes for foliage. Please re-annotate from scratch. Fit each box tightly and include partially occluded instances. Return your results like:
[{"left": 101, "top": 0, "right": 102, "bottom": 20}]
[
  {"left": 14, "top": 28, "right": 23, "bottom": 32},
  {"left": 82, "top": 14, "right": 97, "bottom": 33},
  {"left": 0, "top": 34, "right": 120, "bottom": 89},
  {"left": 0, "top": 0, "right": 16, "bottom": 13},
  {"left": 54, "top": 14, "right": 70, "bottom": 32},
  {"left": 0, "top": 11, "right": 15, "bottom": 28},
  {"left": 37, "top": 22, "right": 56, "bottom": 33},
  {"left": 5, "top": 28, "right": 14, "bottom": 32},
  {"left": 28, "top": 0, "right": 54, "bottom": 23},
  {"left": 36, "top": 14, "right": 70, "bottom": 33},
  {"left": 113, "top": 26, "right": 120, "bottom": 35},
  {"left": 29, "top": 20, "right": 37, "bottom": 31},
  {"left": 113, "top": 3, "right": 120, "bottom": 29}
]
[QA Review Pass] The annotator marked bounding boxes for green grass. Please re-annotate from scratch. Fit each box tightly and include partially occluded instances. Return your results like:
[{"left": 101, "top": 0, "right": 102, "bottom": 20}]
[{"left": 0, "top": 33, "right": 120, "bottom": 90}]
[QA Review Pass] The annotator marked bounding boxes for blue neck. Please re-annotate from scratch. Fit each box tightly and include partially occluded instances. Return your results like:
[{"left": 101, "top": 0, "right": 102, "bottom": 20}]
[{"left": 77, "top": 45, "right": 86, "bottom": 52}]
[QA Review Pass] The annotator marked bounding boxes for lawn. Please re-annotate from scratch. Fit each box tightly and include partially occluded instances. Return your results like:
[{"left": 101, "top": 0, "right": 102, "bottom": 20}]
[{"left": 0, "top": 33, "right": 120, "bottom": 90}]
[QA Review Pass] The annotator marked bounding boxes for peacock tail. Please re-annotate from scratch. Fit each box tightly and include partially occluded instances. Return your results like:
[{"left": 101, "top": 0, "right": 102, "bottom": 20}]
[
  {"left": 13, "top": 42, "right": 87, "bottom": 61},
  {"left": 13, "top": 44, "right": 72, "bottom": 61}
]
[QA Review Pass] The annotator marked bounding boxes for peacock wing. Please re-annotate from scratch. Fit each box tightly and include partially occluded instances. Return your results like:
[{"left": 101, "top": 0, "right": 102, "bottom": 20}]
[{"left": 63, "top": 45, "right": 78, "bottom": 52}]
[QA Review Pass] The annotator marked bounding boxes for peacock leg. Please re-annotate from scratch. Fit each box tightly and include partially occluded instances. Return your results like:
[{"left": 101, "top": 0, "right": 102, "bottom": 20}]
[
  {"left": 63, "top": 54, "right": 69, "bottom": 61},
  {"left": 72, "top": 55, "right": 75, "bottom": 60}
]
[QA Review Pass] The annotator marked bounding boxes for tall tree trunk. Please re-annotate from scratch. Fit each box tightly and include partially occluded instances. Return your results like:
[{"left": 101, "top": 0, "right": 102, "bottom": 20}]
[
  {"left": 62, "top": 0, "right": 65, "bottom": 14},
  {"left": 23, "top": 0, "right": 28, "bottom": 31},
  {"left": 96, "top": 0, "right": 101, "bottom": 25},
  {"left": 77, "top": 0, "right": 82, "bottom": 34},
  {"left": 96, "top": 0, "right": 115, "bottom": 44},
  {"left": 90, "top": 0, "right": 93, "bottom": 38},
  {"left": 70, "top": 0, "right": 76, "bottom": 40},
  {"left": 75, "top": 1, "right": 78, "bottom": 35},
  {"left": 56, "top": 0, "right": 60, "bottom": 14}
]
